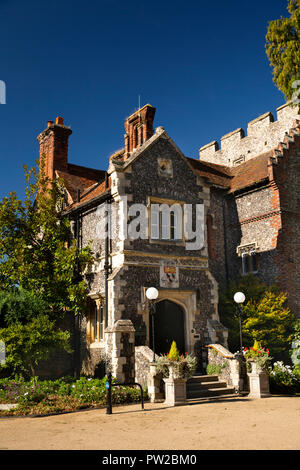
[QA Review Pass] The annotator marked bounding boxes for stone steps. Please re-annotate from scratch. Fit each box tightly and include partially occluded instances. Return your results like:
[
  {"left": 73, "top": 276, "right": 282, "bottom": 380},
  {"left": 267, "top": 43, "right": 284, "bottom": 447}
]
[
  {"left": 187, "top": 374, "right": 235, "bottom": 399},
  {"left": 187, "top": 380, "right": 228, "bottom": 390},
  {"left": 188, "top": 374, "right": 219, "bottom": 383},
  {"left": 186, "top": 395, "right": 237, "bottom": 404}
]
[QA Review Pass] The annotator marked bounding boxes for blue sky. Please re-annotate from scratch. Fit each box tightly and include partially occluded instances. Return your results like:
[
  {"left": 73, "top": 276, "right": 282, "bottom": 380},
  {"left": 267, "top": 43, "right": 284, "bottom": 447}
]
[{"left": 0, "top": 0, "right": 290, "bottom": 200}]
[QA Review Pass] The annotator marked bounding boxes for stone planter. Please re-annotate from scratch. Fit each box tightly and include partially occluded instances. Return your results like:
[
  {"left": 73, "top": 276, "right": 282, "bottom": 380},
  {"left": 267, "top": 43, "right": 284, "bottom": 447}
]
[
  {"left": 163, "top": 377, "right": 187, "bottom": 406},
  {"left": 147, "top": 362, "right": 164, "bottom": 403},
  {"left": 162, "top": 363, "right": 187, "bottom": 406},
  {"left": 247, "top": 360, "right": 271, "bottom": 398}
]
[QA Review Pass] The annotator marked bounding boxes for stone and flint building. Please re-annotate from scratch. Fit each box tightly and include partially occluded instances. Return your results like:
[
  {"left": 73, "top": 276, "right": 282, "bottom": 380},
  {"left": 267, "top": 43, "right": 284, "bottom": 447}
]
[{"left": 36, "top": 101, "right": 300, "bottom": 382}]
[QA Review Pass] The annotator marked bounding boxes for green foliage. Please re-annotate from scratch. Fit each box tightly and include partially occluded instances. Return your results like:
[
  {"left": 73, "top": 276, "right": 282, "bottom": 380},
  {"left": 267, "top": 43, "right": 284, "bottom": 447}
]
[
  {"left": 0, "top": 315, "right": 72, "bottom": 379},
  {"left": 206, "top": 363, "right": 226, "bottom": 375},
  {"left": 265, "top": 0, "right": 300, "bottom": 108},
  {"left": 168, "top": 340, "right": 180, "bottom": 361},
  {"left": 0, "top": 158, "right": 93, "bottom": 317},
  {"left": 269, "top": 361, "right": 300, "bottom": 394},
  {"left": 155, "top": 351, "right": 197, "bottom": 379},
  {"left": 0, "top": 376, "right": 148, "bottom": 415},
  {"left": 290, "top": 319, "right": 300, "bottom": 374},
  {"left": 243, "top": 342, "right": 272, "bottom": 370},
  {"left": 219, "top": 275, "right": 275, "bottom": 350},
  {"left": 219, "top": 275, "right": 294, "bottom": 358},
  {"left": 0, "top": 288, "right": 49, "bottom": 326},
  {"left": 243, "top": 292, "right": 294, "bottom": 356}
]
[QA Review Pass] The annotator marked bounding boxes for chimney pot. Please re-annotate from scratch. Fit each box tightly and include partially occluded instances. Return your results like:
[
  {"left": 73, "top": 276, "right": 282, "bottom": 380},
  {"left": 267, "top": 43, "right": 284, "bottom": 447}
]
[
  {"left": 47, "top": 120, "right": 54, "bottom": 127},
  {"left": 56, "top": 116, "right": 64, "bottom": 125}
]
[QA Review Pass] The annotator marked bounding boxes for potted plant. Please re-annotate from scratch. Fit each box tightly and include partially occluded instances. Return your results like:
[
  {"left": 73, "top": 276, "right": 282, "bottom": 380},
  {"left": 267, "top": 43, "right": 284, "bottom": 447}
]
[
  {"left": 243, "top": 341, "right": 272, "bottom": 373},
  {"left": 155, "top": 341, "right": 197, "bottom": 406},
  {"left": 243, "top": 341, "right": 272, "bottom": 398}
]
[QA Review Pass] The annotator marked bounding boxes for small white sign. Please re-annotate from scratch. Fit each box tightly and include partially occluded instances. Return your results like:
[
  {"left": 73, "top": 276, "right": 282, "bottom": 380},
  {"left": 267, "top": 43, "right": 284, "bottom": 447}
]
[{"left": 0, "top": 81, "right": 6, "bottom": 104}]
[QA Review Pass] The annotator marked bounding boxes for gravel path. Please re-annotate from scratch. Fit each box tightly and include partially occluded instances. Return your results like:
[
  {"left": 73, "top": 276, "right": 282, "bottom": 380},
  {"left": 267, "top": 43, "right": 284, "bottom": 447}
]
[{"left": 0, "top": 396, "right": 299, "bottom": 450}]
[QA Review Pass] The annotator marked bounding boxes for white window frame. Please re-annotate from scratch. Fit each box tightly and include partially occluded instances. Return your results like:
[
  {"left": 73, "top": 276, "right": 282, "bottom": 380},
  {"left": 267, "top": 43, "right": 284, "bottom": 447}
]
[
  {"left": 149, "top": 199, "right": 184, "bottom": 242},
  {"left": 239, "top": 244, "right": 258, "bottom": 275}
]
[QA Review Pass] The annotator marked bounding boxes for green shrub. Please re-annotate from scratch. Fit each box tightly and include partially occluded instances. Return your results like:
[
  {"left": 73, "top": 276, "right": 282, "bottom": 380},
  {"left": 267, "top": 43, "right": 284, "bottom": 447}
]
[
  {"left": 269, "top": 361, "right": 300, "bottom": 394},
  {"left": 0, "top": 375, "right": 148, "bottom": 415},
  {"left": 206, "top": 363, "right": 226, "bottom": 375},
  {"left": 155, "top": 351, "right": 197, "bottom": 379},
  {"left": 290, "top": 320, "right": 300, "bottom": 374},
  {"left": 168, "top": 341, "right": 180, "bottom": 361}
]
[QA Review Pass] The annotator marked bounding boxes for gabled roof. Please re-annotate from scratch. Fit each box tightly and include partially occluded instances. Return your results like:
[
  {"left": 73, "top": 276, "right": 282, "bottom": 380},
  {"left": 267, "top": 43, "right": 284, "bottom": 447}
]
[
  {"left": 186, "top": 157, "right": 232, "bottom": 188},
  {"left": 57, "top": 163, "right": 106, "bottom": 198},
  {"left": 57, "top": 163, "right": 108, "bottom": 210},
  {"left": 187, "top": 150, "right": 273, "bottom": 193},
  {"left": 66, "top": 178, "right": 110, "bottom": 210},
  {"left": 228, "top": 151, "right": 271, "bottom": 193}
]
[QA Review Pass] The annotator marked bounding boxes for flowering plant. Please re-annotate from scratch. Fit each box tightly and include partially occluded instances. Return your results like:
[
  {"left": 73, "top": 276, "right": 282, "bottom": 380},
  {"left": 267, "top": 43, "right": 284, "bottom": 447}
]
[
  {"left": 155, "top": 341, "right": 197, "bottom": 379},
  {"left": 0, "top": 376, "right": 148, "bottom": 415},
  {"left": 243, "top": 341, "right": 272, "bottom": 370},
  {"left": 269, "top": 361, "right": 300, "bottom": 394},
  {"left": 290, "top": 320, "right": 300, "bottom": 376}
]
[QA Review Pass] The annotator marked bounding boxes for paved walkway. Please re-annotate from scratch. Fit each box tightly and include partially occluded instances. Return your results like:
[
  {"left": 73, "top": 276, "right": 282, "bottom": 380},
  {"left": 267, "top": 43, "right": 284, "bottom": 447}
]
[{"left": 0, "top": 396, "right": 299, "bottom": 450}]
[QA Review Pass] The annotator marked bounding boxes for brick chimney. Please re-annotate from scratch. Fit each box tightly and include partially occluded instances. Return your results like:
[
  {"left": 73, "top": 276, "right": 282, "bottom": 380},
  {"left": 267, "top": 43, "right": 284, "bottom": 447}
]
[
  {"left": 37, "top": 116, "right": 72, "bottom": 179},
  {"left": 124, "top": 104, "right": 156, "bottom": 160}
]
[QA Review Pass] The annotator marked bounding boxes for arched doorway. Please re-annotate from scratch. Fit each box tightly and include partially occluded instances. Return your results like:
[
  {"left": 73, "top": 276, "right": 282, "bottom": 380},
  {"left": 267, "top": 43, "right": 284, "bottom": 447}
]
[{"left": 149, "top": 299, "right": 185, "bottom": 355}]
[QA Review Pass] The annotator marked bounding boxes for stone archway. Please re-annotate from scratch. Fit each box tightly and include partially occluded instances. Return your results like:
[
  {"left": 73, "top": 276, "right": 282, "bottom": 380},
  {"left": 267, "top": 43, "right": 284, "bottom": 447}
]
[{"left": 149, "top": 299, "right": 185, "bottom": 355}]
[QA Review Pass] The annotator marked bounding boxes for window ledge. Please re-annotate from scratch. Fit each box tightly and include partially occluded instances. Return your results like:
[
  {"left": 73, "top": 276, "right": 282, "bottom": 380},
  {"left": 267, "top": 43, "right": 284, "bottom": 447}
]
[
  {"left": 149, "top": 238, "right": 185, "bottom": 247},
  {"left": 89, "top": 341, "right": 105, "bottom": 349}
]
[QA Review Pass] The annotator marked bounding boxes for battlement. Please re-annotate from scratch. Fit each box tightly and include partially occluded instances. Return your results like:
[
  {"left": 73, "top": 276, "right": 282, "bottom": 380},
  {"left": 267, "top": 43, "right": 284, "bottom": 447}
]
[{"left": 199, "top": 102, "right": 300, "bottom": 167}]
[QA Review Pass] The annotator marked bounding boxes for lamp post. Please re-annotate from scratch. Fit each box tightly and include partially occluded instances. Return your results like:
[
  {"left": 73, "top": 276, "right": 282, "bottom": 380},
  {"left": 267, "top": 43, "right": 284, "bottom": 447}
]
[
  {"left": 233, "top": 291, "right": 246, "bottom": 354},
  {"left": 146, "top": 287, "right": 159, "bottom": 363}
]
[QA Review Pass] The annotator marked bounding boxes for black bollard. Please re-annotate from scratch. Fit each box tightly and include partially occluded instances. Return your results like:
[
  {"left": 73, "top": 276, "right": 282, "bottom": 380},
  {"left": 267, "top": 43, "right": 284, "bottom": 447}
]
[{"left": 106, "top": 372, "right": 112, "bottom": 415}]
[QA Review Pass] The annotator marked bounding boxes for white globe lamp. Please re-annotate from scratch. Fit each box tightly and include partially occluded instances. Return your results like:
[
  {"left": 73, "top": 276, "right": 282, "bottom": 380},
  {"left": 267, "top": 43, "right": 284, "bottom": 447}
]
[
  {"left": 234, "top": 292, "right": 246, "bottom": 304},
  {"left": 146, "top": 287, "right": 159, "bottom": 300}
]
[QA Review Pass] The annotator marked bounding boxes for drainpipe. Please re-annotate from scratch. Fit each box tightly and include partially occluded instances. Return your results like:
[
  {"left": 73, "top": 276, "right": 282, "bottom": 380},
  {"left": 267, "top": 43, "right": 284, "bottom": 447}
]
[
  {"left": 74, "top": 189, "right": 81, "bottom": 378},
  {"left": 104, "top": 174, "right": 111, "bottom": 330},
  {"left": 222, "top": 197, "right": 230, "bottom": 286}
]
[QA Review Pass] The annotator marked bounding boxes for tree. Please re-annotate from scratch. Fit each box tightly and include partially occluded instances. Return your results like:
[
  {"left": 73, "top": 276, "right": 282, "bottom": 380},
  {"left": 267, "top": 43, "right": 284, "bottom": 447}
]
[
  {"left": 219, "top": 274, "right": 294, "bottom": 359},
  {"left": 219, "top": 274, "right": 276, "bottom": 351},
  {"left": 0, "top": 159, "right": 93, "bottom": 317},
  {"left": 0, "top": 314, "right": 72, "bottom": 382},
  {"left": 265, "top": 0, "right": 300, "bottom": 110},
  {"left": 242, "top": 291, "right": 294, "bottom": 357},
  {"left": 0, "top": 288, "right": 49, "bottom": 327}
]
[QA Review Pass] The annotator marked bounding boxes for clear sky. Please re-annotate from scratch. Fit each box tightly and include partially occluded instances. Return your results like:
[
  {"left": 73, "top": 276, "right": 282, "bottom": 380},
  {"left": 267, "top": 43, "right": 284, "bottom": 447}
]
[{"left": 0, "top": 0, "right": 290, "bottom": 200}]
